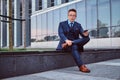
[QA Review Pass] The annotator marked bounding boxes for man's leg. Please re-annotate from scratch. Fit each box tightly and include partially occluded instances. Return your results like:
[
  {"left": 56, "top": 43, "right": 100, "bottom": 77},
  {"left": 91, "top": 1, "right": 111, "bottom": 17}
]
[
  {"left": 71, "top": 44, "right": 83, "bottom": 67},
  {"left": 72, "top": 37, "right": 90, "bottom": 46},
  {"left": 62, "top": 37, "right": 90, "bottom": 48},
  {"left": 71, "top": 39, "right": 91, "bottom": 73}
]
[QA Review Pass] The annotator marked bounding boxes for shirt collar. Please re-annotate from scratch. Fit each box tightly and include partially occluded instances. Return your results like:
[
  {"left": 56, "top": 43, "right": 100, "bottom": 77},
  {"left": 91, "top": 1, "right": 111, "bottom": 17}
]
[{"left": 68, "top": 19, "right": 75, "bottom": 25}]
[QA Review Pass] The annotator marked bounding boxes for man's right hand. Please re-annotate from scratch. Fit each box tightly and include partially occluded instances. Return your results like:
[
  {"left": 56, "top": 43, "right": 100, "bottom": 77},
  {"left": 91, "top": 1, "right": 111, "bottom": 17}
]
[{"left": 65, "top": 40, "right": 72, "bottom": 46}]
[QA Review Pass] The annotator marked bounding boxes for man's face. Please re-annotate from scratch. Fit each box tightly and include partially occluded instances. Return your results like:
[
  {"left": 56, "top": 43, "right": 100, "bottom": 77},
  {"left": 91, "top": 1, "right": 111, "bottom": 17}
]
[{"left": 68, "top": 11, "right": 76, "bottom": 22}]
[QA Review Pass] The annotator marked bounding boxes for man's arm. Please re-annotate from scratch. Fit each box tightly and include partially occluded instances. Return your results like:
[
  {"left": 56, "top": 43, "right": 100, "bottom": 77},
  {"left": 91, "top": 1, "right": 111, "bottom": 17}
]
[
  {"left": 58, "top": 22, "right": 67, "bottom": 42},
  {"left": 58, "top": 22, "right": 72, "bottom": 46},
  {"left": 79, "top": 24, "right": 89, "bottom": 37}
]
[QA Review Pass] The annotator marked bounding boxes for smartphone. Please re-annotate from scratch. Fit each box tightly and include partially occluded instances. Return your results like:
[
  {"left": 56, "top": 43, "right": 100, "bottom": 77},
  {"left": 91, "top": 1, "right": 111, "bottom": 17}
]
[{"left": 84, "top": 30, "right": 88, "bottom": 32}]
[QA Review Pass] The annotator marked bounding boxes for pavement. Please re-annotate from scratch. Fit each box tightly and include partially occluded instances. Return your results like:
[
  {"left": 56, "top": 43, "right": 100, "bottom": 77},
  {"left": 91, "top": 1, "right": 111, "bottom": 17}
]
[{"left": 2, "top": 59, "right": 120, "bottom": 80}]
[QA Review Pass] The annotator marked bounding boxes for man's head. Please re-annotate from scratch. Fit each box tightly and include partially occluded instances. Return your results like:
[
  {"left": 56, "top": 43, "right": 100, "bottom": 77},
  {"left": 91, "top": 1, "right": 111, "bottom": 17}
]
[{"left": 68, "top": 9, "right": 77, "bottom": 22}]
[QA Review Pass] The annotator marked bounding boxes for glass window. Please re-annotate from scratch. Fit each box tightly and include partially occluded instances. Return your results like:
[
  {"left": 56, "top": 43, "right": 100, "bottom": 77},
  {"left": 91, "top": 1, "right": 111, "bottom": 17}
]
[
  {"left": 51, "top": 0, "right": 54, "bottom": 7},
  {"left": 60, "top": 7, "right": 68, "bottom": 22},
  {"left": 112, "top": 26, "right": 120, "bottom": 37},
  {"left": 41, "top": 13, "right": 47, "bottom": 41},
  {"left": 62, "top": 0, "right": 69, "bottom": 3},
  {"left": 68, "top": 4, "right": 76, "bottom": 10},
  {"left": 76, "top": 1, "right": 86, "bottom": 29},
  {"left": 36, "top": 14, "right": 42, "bottom": 41},
  {"left": 47, "top": 11, "right": 54, "bottom": 41},
  {"left": 39, "top": 0, "right": 42, "bottom": 10},
  {"left": 98, "top": 0, "right": 110, "bottom": 38},
  {"left": 31, "top": 16, "right": 37, "bottom": 42},
  {"left": 86, "top": 0, "right": 97, "bottom": 38},
  {"left": 53, "top": 9, "right": 60, "bottom": 41},
  {"left": 86, "top": 0, "right": 97, "bottom": 29},
  {"left": 111, "top": 0, "right": 120, "bottom": 26},
  {"left": 111, "top": 0, "right": 120, "bottom": 37}
]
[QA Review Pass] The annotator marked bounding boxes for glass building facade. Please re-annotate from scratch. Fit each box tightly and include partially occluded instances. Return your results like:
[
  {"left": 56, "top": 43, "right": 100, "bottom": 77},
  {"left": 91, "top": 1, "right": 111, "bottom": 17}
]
[
  {"left": 31, "top": 0, "right": 120, "bottom": 49},
  {"left": 0, "top": 0, "right": 74, "bottom": 48}
]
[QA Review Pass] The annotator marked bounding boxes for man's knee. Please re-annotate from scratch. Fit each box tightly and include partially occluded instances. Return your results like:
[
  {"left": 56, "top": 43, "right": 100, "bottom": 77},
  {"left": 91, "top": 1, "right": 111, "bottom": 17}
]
[
  {"left": 72, "top": 44, "right": 78, "bottom": 50},
  {"left": 83, "top": 37, "right": 90, "bottom": 43}
]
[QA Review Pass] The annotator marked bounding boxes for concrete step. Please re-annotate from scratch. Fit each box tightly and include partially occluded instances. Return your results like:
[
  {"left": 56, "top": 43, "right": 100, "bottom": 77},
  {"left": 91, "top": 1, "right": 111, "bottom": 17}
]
[{"left": 2, "top": 59, "right": 120, "bottom": 80}]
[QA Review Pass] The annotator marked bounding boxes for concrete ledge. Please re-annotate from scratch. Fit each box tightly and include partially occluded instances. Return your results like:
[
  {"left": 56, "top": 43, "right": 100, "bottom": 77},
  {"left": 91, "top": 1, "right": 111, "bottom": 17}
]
[{"left": 0, "top": 49, "right": 120, "bottom": 79}]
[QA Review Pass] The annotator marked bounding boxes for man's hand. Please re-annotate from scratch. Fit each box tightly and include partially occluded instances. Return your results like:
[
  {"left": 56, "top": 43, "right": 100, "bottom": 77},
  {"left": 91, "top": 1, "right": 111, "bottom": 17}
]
[
  {"left": 83, "top": 31, "right": 89, "bottom": 37},
  {"left": 65, "top": 40, "right": 72, "bottom": 46}
]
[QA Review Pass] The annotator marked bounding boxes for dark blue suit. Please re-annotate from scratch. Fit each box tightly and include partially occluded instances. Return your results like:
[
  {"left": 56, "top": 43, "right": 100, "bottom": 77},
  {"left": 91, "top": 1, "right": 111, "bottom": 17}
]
[{"left": 56, "top": 20, "right": 90, "bottom": 67}]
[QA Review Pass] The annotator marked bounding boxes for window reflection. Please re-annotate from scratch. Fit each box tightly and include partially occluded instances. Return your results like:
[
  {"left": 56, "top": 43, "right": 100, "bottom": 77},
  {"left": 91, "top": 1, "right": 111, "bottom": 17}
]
[
  {"left": 76, "top": 1, "right": 86, "bottom": 29},
  {"left": 112, "top": 25, "right": 120, "bottom": 37},
  {"left": 31, "top": 16, "right": 37, "bottom": 41},
  {"left": 31, "top": 0, "right": 120, "bottom": 43},
  {"left": 97, "top": 19, "right": 109, "bottom": 38},
  {"left": 44, "top": 35, "right": 59, "bottom": 41},
  {"left": 99, "top": 27, "right": 109, "bottom": 38},
  {"left": 98, "top": 0, "right": 110, "bottom": 38},
  {"left": 89, "top": 29, "right": 97, "bottom": 38},
  {"left": 111, "top": 0, "right": 120, "bottom": 26},
  {"left": 86, "top": 0, "right": 97, "bottom": 38},
  {"left": 86, "top": 0, "right": 97, "bottom": 30},
  {"left": 53, "top": 9, "right": 60, "bottom": 41},
  {"left": 47, "top": 11, "right": 53, "bottom": 39},
  {"left": 111, "top": 0, "right": 120, "bottom": 37},
  {"left": 36, "top": 15, "right": 42, "bottom": 41}
]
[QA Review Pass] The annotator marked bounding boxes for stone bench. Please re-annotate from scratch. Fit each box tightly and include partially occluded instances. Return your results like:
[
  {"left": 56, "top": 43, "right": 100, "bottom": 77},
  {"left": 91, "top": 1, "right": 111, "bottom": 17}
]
[{"left": 0, "top": 49, "right": 120, "bottom": 79}]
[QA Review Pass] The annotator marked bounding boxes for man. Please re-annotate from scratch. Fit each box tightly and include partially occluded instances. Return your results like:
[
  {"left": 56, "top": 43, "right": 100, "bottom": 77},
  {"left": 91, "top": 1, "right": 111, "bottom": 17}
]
[{"left": 56, "top": 9, "right": 90, "bottom": 73}]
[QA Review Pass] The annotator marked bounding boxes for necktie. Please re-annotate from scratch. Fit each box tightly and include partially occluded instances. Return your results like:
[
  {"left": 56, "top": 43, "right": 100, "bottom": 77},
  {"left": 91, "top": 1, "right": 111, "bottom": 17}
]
[{"left": 70, "top": 23, "right": 73, "bottom": 27}]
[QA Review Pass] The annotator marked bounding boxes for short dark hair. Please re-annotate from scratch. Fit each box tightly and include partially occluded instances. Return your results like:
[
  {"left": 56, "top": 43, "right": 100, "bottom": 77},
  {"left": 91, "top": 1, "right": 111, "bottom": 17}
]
[{"left": 68, "top": 9, "right": 77, "bottom": 13}]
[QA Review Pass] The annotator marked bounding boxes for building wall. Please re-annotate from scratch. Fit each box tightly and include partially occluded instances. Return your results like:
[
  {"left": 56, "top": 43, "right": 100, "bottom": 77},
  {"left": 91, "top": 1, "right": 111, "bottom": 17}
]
[
  {"left": 31, "top": 0, "right": 120, "bottom": 49},
  {"left": 0, "top": 0, "right": 74, "bottom": 48}
]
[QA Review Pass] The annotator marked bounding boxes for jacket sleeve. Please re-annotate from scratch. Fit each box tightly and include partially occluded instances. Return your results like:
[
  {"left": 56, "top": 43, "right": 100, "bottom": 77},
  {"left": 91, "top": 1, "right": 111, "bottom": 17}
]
[
  {"left": 58, "top": 22, "right": 68, "bottom": 42},
  {"left": 79, "top": 24, "right": 86, "bottom": 37}
]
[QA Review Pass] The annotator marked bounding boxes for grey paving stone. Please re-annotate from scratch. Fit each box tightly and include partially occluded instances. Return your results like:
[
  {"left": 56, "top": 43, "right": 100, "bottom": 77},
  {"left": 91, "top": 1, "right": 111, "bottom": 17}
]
[{"left": 2, "top": 75, "right": 54, "bottom": 80}]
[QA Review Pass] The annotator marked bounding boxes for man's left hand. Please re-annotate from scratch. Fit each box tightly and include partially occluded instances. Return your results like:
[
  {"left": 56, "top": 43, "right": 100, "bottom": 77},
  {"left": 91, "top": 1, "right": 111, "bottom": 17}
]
[{"left": 83, "top": 31, "right": 89, "bottom": 37}]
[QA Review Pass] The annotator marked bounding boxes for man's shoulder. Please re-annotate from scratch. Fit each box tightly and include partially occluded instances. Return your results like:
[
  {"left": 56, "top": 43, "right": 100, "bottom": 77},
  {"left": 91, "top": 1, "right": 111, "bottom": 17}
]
[
  {"left": 60, "top": 20, "right": 67, "bottom": 24},
  {"left": 59, "top": 20, "right": 81, "bottom": 26},
  {"left": 74, "top": 21, "right": 81, "bottom": 26}
]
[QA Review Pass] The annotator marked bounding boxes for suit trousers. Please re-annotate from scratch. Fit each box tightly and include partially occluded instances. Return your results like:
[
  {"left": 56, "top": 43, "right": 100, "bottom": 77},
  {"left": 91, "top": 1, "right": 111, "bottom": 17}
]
[{"left": 71, "top": 37, "right": 90, "bottom": 67}]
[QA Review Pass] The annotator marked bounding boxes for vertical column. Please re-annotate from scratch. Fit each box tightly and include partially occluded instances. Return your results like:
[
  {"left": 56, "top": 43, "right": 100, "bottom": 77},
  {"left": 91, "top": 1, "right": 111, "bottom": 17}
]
[
  {"left": 0, "top": 0, "right": 1, "bottom": 49},
  {"left": 42, "top": 0, "right": 48, "bottom": 9},
  {"left": 22, "top": 0, "right": 31, "bottom": 47},
  {"left": 14, "top": 0, "right": 22, "bottom": 47},
  {"left": 1, "top": 0, "right": 7, "bottom": 47},
  {"left": 7, "top": 0, "right": 9, "bottom": 47},
  {"left": 31, "top": 0, "right": 39, "bottom": 13},
  {"left": 54, "top": 0, "right": 62, "bottom": 5}
]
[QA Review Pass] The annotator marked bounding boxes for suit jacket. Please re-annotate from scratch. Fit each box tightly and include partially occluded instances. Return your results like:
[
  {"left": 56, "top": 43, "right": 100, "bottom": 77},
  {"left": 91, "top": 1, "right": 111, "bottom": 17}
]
[{"left": 56, "top": 20, "right": 85, "bottom": 52}]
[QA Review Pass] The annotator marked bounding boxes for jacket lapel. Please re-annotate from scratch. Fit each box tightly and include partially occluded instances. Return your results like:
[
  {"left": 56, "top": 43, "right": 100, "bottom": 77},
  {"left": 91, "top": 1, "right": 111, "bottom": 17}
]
[
  {"left": 74, "top": 22, "right": 79, "bottom": 31},
  {"left": 64, "top": 20, "right": 79, "bottom": 32},
  {"left": 65, "top": 20, "right": 70, "bottom": 32}
]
